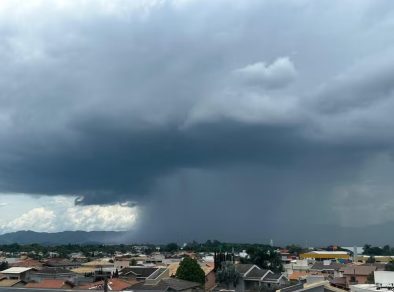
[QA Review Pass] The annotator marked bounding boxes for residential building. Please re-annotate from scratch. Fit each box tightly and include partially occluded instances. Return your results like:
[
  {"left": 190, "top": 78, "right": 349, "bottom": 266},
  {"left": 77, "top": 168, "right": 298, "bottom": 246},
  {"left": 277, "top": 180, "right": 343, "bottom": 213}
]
[
  {"left": 119, "top": 266, "right": 160, "bottom": 280},
  {"left": 25, "top": 279, "right": 73, "bottom": 289},
  {"left": 234, "top": 264, "right": 289, "bottom": 292},
  {"left": 310, "top": 261, "right": 344, "bottom": 278},
  {"left": 0, "top": 267, "right": 34, "bottom": 281},
  {"left": 30, "top": 267, "right": 76, "bottom": 281},
  {"left": 300, "top": 252, "right": 350, "bottom": 261},
  {"left": 341, "top": 265, "right": 376, "bottom": 288},
  {"left": 128, "top": 277, "right": 202, "bottom": 292}
]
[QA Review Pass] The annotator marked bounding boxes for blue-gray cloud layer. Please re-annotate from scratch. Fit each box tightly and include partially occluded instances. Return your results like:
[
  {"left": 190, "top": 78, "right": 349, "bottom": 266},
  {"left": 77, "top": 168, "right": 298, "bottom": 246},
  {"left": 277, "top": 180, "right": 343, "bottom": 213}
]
[{"left": 2, "top": 0, "right": 394, "bottom": 244}]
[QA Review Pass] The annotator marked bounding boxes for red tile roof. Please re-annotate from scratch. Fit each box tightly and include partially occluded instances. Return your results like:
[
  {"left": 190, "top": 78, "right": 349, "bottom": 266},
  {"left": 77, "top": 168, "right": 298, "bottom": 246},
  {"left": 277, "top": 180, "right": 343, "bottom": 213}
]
[
  {"left": 79, "top": 278, "right": 138, "bottom": 291},
  {"left": 10, "top": 259, "right": 43, "bottom": 268},
  {"left": 25, "top": 279, "right": 70, "bottom": 289}
]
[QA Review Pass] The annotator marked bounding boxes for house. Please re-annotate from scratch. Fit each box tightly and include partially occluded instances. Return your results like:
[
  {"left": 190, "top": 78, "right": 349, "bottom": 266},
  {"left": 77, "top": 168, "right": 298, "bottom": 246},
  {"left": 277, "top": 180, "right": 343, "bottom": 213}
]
[
  {"left": 119, "top": 266, "right": 160, "bottom": 280},
  {"left": 127, "top": 277, "right": 202, "bottom": 292},
  {"left": 0, "top": 278, "right": 23, "bottom": 288},
  {"left": 0, "top": 267, "right": 34, "bottom": 281},
  {"left": 115, "top": 259, "right": 131, "bottom": 270},
  {"left": 350, "top": 271, "right": 394, "bottom": 292},
  {"left": 276, "top": 280, "right": 346, "bottom": 292},
  {"left": 24, "top": 279, "right": 73, "bottom": 289},
  {"left": 145, "top": 268, "right": 170, "bottom": 285},
  {"left": 355, "top": 256, "right": 394, "bottom": 264},
  {"left": 30, "top": 267, "right": 76, "bottom": 281},
  {"left": 44, "top": 258, "right": 82, "bottom": 270},
  {"left": 167, "top": 260, "right": 215, "bottom": 289},
  {"left": 234, "top": 264, "right": 289, "bottom": 292},
  {"left": 79, "top": 278, "right": 137, "bottom": 291},
  {"left": 284, "top": 260, "right": 311, "bottom": 275},
  {"left": 9, "top": 258, "right": 43, "bottom": 268},
  {"left": 300, "top": 251, "right": 350, "bottom": 261},
  {"left": 288, "top": 271, "right": 309, "bottom": 282},
  {"left": 310, "top": 261, "right": 344, "bottom": 278},
  {"left": 341, "top": 265, "right": 376, "bottom": 288}
]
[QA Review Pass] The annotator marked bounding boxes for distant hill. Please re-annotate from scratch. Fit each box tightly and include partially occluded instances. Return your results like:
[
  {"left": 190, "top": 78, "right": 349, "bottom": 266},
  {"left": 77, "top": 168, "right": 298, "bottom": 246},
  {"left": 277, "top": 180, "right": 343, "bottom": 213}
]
[{"left": 0, "top": 230, "right": 131, "bottom": 245}]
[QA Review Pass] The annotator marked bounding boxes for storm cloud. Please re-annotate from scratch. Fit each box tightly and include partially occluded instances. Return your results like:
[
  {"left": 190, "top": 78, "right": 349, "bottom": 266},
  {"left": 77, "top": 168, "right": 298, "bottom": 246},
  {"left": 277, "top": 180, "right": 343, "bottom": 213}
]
[{"left": 1, "top": 0, "right": 394, "bottom": 244}]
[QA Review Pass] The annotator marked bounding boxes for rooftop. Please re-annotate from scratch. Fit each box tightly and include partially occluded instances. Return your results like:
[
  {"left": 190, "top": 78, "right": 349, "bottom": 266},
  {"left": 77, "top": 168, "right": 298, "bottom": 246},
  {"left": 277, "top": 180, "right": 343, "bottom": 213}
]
[
  {"left": 0, "top": 267, "right": 33, "bottom": 274},
  {"left": 25, "top": 279, "right": 69, "bottom": 289}
]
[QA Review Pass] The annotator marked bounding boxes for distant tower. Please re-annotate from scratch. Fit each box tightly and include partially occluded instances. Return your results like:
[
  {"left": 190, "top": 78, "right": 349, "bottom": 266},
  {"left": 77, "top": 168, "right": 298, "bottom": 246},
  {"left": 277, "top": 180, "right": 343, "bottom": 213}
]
[
  {"left": 270, "top": 239, "right": 274, "bottom": 247},
  {"left": 353, "top": 246, "right": 358, "bottom": 262}
]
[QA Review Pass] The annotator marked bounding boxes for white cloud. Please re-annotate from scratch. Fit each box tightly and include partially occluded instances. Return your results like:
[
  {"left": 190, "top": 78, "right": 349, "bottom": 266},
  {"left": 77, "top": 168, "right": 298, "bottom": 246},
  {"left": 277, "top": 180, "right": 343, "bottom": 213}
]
[
  {"left": 233, "top": 57, "right": 297, "bottom": 89},
  {"left": 0, "top": 196, "right": 138, "bottom": 234},
  {"left": 1, "top": 207, "right": 56, "bottom": 232},
  {"left": 185, "top": 57, "right": 302, "bottom": 126},
  {"left": 64, "top": 204, "right": 138, "bottom": 231}
]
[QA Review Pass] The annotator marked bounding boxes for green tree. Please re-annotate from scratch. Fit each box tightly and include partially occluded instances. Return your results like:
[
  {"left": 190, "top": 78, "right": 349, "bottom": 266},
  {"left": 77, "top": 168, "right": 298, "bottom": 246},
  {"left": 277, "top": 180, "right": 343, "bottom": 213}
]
[
  {"left": 216, "top": 262, "right": 240, "bottom": 289},
  {"left": 245, "top": 246, "right": 283, "bottom": 273},
  {"left": 366, "top": 256, "right": 376, "bottom": 263},
  {"left": 385, "top": 261, "right": 394, "bottom": 271},
  {"left": 130, "top": 259, "right": 137, "bottom": 266},
  {"left": 0, "top": 261, "right": 8, "bottom": 271},
  {"left": 286, "top": 245, "right": 304, "bottom": 255},
  {"left": 165, "top": 243, "right": 179, "bottom": 253},
  {"left": 366, "top": 272, "right": 374, "bottom": 284},
  {"left": 175, "top": 257, "right": 205, "bottom": 285}
]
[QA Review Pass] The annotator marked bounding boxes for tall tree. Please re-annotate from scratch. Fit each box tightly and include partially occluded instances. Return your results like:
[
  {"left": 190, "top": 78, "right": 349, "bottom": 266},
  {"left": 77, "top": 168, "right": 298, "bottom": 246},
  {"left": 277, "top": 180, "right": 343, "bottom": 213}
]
[
  {"left": 0, "top": 261, "right": 8, "bottom": 271},
  {"left": 385, "top": 261, "right": 394, "bottom": 271},
  {"left": 216, "top": 262, "right": 240, "bottom": 289},
  {"left": 366, "top": 272, "right": 374, "bottom": 284},
  {"left": 165, "top": 243, "right": 179, "bottom": 253},
  {"left": 176, "top": 257, "right": 205, "bottom": 285},
  {"left": 245, "top": 246, "right": 283, "bottom": 273}
]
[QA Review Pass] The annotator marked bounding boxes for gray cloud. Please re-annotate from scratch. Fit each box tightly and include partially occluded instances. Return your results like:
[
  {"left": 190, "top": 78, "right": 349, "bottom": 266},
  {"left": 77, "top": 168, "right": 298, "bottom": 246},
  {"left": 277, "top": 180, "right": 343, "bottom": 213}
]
[{"left": 1, "top": 0, "right": 394, "bottom": 244}]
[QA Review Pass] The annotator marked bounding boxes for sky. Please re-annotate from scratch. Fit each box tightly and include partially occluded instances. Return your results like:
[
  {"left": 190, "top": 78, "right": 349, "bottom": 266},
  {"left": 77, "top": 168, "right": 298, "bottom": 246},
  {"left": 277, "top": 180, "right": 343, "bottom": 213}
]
[{"left": 1, "top": 0, "right": 394, "bottom": 245}]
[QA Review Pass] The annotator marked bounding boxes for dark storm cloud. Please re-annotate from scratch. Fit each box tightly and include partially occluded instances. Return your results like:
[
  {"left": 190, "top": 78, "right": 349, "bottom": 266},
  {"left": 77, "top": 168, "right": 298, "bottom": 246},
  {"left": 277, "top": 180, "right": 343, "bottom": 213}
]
[{"left": 2, "top": 0, "right": 394, "bottom": 243}]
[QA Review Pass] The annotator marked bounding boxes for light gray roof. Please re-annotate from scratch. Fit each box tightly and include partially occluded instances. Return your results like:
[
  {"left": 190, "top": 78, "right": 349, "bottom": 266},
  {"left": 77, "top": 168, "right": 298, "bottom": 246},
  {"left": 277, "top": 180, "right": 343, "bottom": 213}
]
[
  {"left": 264, "top": 273, "right": 283, "bottom": 281},
  {"left": 311, "top": 262, "right": 343, "bottom": 271},
  {"left": 245, "top": 267, "right": 268, "bottom": 279}
]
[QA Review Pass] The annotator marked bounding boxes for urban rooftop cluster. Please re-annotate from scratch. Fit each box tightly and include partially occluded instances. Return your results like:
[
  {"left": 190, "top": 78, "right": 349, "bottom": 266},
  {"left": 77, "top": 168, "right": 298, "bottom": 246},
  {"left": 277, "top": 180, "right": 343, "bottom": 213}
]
[{"left": 0, "top": 242, "right": 394, "bottom": 292}]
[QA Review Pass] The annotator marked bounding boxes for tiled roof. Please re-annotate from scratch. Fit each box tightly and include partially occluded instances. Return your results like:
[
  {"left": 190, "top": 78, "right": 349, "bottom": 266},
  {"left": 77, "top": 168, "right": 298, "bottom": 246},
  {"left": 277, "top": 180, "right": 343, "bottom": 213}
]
[
  {"left": 342, "top": 265, "right": 376, "bottom": 276},
  {"left": 82, "top": 260, "right": 113, "bottom": 267},
  {"left": 128, "top": 281, "right": 168, "bottom": 291},
  {"left": 264, "top": 273, "right": 283, "bottom": 281},
  {"left": 288, "top": 271, "right": 308, "bottom": 281},
  {"left": 25, "top": 279, "right": 69, "bottom": 289},
  {"left": 147, "top": 268, "right": 167, "bottom": 280},
  {"left": 35, "top": 267, "right": 74, "bottom": 274},
  {"left": 128, "top": 278, "right": 200, "bottom": 291},
  {"left": 80, "top": 278, "right": 138, "bottom": 291},
  {"left": 161, "top": 278, "right": 201, "bottom": 290},
  {"left": 9, "top": 259, "right": 43, "bottom": 267},
  {"left": 45, "top": 259, "right": 81, "bottom": 267},
  {"left": 70, "top": 266, "right": 95, "bottom": 274},
  {"left": 311, "top": 262, "right": 343, "bottom": 271},
  {"left": 0, "top": 279, "right": 21, "bottom": 287},
  {"left": 235, "top": 264, "right": 254, "bottom": 275},
  {"left": 1, "top": 267, "right": 33, "bottom": 274},
  {"left": 168, "top": 261, "right": 214, "bottom": 277},
  {"left": 245, "top": 267, "right": 268, "bottom": 279},
  {"left": 330, "top": 277, "right": 346, "bottom": 286},
  {"left": 120, "top": 267, "right": 158, "bottom": 278}
]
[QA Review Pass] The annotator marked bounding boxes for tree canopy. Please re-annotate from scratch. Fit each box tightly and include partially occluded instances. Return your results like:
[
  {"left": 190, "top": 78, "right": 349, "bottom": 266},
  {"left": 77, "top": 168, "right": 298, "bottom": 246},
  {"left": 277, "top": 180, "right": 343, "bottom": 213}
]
[
  {"left": 241, "top": 245, "right": 283, "bottom": 273},
  {"left": 175, "top": 257, "right": 205, "bottom": 285},
  {"left": 217, "top": 262, "right": 240, "bottom": 288}
]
